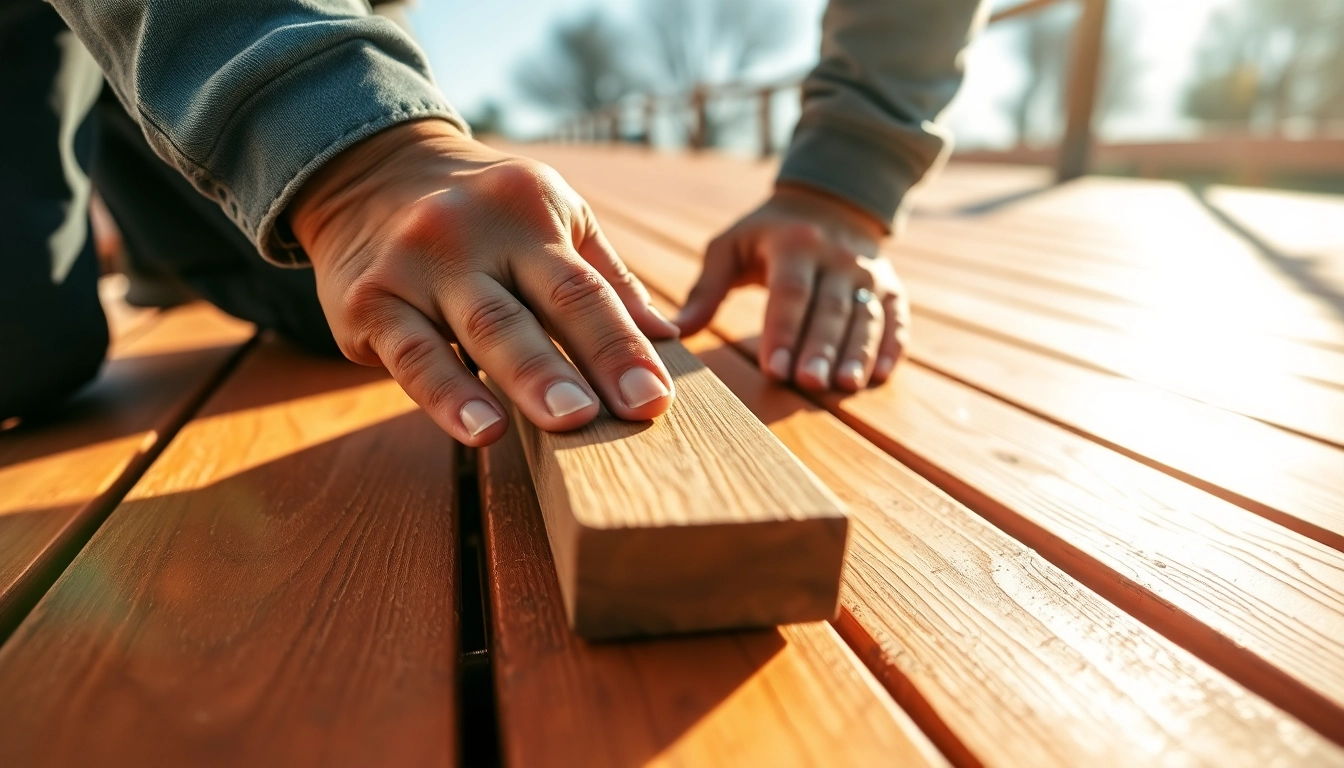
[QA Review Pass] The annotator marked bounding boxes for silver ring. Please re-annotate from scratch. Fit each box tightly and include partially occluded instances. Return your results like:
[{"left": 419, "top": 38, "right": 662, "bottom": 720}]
[{"left": 853, "top": 287, "right": 875, "bottom": 305}]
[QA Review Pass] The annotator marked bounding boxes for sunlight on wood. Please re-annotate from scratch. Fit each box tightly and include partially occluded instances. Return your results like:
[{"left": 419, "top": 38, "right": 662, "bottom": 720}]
[
  {"left": 126, "top": 378, "right": 418, "bottom": 499},
  {"left": 0, "top": 432, "right": 155, "bottom": 517}
]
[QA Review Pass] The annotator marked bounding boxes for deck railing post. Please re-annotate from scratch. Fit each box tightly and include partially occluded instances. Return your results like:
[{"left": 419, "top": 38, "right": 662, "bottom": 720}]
[
  {"left": 643, "top": 97, "right": 656, "bottom": 148},
  {"left": 609, "top": 109, "right": 621, "bottom": 145},
  {"left": 757, "top": 87, "right": 774, "bottom": 160},
  {"left": 690, "top": 86, "right": 708, "bottom": 152},
  {"left": 1057, "top": 0, "right": 1108, "bottom": 182}
]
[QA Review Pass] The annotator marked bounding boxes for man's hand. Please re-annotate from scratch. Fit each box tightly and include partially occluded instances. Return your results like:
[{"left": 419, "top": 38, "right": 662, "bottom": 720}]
[
  {"left": 289, "top": 119, "right": 678, "bottom": 447},
  {"left": 676, "top": 184, "right": 908, "bottom": 391}
]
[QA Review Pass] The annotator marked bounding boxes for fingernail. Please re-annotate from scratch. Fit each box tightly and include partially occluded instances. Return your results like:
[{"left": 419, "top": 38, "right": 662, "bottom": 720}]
[
  {"left": 839, "top": 360, "right": 865, "bottom": 387},
  {"left": 619, "top": 367, "right": 670, "bottom": 408},
  {"left": 648, "top": 303, "right": 679, "bottom": 332},
  {"left": 874, "top": 356, "right": 895, "bottom": 378},
  {"left": 803, "top": 357, "right": 831, "bottom": 385},
  {"left": 544, "top": 381, "right": 594, "bottom": 417},
  {"left": 460, "top": 400, "right": 502, "bottom": 437},
  {"left": 767, "top": 349, "right": 792, "bottom": 379}
]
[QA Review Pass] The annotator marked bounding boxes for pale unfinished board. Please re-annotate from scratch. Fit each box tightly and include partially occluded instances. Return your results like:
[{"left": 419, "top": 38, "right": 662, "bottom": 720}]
[
  {"left": 493, "top": 339, "right": 848, "bottom": 640},
  {"left": 481, "top": 421, "right": 947, "bottom": 768}
]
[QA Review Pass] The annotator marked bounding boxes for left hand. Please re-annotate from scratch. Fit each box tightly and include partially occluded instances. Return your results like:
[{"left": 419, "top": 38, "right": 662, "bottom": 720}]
[{"left": 675, "top": 184, "right": 909, "bottom": 391}]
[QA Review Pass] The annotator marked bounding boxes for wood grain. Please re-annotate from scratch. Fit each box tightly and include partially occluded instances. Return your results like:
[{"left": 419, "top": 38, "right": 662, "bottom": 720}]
[
  {"left": 495, "top": 339, "right": 848, "bottom": 639},
  {"left": 680, "top": 326, "right": 1344, "bottom": 768},
  {"left": 0, "top": 302, "right": 253, "bottom": 634},
  {"left": 480, "top": 419, "right": 948, "bottom": 768},
  {"left": 528, "top": 148, "right": 1344, "bottom": 551},
  {"left": 0, "top": 338, "right": 460, "bottom": 767},
  {"left": 585, "top": 213, "right": 1344, "bottom": 743},
  {"left": 562, "top": 165, "right": 1344, "bottom": 446}
]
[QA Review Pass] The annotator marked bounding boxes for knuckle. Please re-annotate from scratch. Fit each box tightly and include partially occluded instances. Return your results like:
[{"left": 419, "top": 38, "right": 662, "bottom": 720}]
[
  {"left": 509, "top": 349, "right": 560, "bottom": 387},
  {"left": 771, "top": 272, "right": 812, "bottom": 302},
  {"left": 769, "top": 316, "right": 803, "bottom": 343},
  {"left": 814, "top": 292, "right": 850, "bottom": 316},
  {"left": 587, "top": 328, "right": 648, "bottom": 372},
  {"left": 385, "top": 332, "right": 441, "bottom": 380},
  {"left": 776, "top": 222, "right": 823, "bottom": 250},
  {"left": 462, "top": 295, "right": 526, "bottom": 348},
  {"left": 549, "top": 269, "right": 613, "bottom": 312},
  {"left": 342, "top": 278, "right": 392, "bottom": 330},
  {"left": 420, "top": 374, "right": 467, "bottom": 417}
]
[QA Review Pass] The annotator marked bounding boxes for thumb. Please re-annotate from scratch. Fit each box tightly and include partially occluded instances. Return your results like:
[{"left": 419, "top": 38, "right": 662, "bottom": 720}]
[{"left": 676, "top": 237, "right": 739, "bottom": 336}]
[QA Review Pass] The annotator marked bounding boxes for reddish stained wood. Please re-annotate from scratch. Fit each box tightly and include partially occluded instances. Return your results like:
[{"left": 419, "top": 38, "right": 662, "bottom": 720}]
[
  {"left": 0, "top": 339, "right": 460, "bottom": 767},
  {"left": 590, "top": 213, "right": 1344, "bottom": 744},
  {"left": 0, "top": 303, "right": 253, "bottom": 634}
]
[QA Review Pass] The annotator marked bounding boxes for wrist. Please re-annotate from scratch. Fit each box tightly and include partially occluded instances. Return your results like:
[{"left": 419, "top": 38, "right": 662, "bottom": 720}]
[
  {"left": 288, "top": 118, "right": 477, "bottom": 264},
  {"left": 772, "top": 182, "right": 889, "bottom": 240}
]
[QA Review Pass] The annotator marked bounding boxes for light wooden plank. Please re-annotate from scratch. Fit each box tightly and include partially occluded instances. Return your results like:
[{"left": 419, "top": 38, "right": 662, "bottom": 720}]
[
  {"left": 593, "top": 214, "right": 1344, "bottom": 744},
  {"left": 480, "top": 421, "right": 947, "bottom": 768},
  {"left": 0, "top": 338, "right": 460, "bottom": 767},
  {"left": 0, "top": 303, "right": 253, "bottom": 635},
  {"left": 493, "top": 338, "right": 848, "bottom": 640}
]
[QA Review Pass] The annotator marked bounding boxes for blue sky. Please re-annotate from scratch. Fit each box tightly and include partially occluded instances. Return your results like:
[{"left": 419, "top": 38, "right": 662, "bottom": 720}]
[{"left": 406, "top": 0, "right": 1234, "bottom": 147}]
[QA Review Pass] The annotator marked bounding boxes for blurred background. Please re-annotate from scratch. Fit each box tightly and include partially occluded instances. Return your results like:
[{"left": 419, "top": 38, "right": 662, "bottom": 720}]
[{"left": 402, "top": 0, "right": 1343, "bottom": 193}]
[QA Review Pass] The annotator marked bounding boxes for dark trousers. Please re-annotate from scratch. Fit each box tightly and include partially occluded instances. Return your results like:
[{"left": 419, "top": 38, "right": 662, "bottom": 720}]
[{"left": 0, "top": 0, "right": 335, "bottom": 422}]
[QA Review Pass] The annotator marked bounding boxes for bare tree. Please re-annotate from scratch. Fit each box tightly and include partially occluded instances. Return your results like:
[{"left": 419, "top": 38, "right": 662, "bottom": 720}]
[
  {"left": 514, "top": 11, "right": 639, "bottom": 116},
  {"left": 1185, "top": 0, "right": 1344, "bottom": 132},
  {"left": 638, "top": 0, "right": 795, "bottom": 146}
]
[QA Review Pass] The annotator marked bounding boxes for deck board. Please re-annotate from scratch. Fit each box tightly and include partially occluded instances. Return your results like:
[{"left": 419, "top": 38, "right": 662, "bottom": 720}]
[
  {"left": 541, "top": 152, "right": 1344, "bottom": 446},
  {"left": 0, "top": 338, "right": 461, "bottom": 767},
  {"left": 679, "top": 325, "right": 1344, "bottom": 768},
  {"left": 0, "top": 301, "right": 253, "bottom": 635},
  {"left": 586, "top": 210, "right": 1344, "bottom": 742}
]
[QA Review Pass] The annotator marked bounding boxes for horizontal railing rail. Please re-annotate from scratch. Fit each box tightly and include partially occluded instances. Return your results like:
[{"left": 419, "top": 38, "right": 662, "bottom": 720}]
[{"left": 550, "top": 0, "right": 1107, "bottom": 182}]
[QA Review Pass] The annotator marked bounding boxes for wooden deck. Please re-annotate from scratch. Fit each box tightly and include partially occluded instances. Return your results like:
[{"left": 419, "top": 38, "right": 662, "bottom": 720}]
[{"left": 1, "top": 146, "right": 1342, "bottom": 766}]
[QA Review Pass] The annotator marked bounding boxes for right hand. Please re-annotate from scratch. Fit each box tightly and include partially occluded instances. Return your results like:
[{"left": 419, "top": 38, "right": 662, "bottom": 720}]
[{"left": 288, "top": 119, "right": 679, "bottom": 447}]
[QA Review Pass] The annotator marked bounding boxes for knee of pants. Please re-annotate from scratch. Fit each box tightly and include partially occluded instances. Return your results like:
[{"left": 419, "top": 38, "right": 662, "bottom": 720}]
[{"left": 0, "top": 244, "right": 110, "bottom": 422}]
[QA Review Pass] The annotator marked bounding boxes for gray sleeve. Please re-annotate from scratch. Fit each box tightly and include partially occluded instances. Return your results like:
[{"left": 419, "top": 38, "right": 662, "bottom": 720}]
[
  {"left": 48, "top": 0, "right": 467, "bottom": 265},
  {"left": 778, "top": 0, "right": 989, "bottom": 229}
]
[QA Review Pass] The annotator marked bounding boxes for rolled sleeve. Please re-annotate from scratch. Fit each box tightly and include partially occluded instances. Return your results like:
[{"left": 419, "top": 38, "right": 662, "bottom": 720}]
[
  {"left": 49, "top": 2, "right": 465, "bottom": 264},
  {"left": 779, "top": 0, "right": 988, "bottom": 229}
]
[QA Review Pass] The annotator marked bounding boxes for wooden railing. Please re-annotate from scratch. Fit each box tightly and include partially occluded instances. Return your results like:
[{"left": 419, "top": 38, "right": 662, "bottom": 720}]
[{"left": 551, "top": 0, "right": 1108, "bottom": 182}]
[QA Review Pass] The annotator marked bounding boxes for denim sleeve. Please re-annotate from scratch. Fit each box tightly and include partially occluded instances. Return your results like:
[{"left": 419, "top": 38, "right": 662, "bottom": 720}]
[
  {"left": 48, "top": 0, "right": 465, "bottom": 265},
  {"left": 778, "top": 0, "right": 988, "bottom": 229}
]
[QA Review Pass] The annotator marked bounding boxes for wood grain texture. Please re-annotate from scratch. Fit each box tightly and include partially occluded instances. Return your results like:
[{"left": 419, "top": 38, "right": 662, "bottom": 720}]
[
  {"left": 496, "top": 339, "right": 848, "bottom": 639},
  {"left": 680, "top": 327, "right": 1344, "bottom": 768},
  {"left": 480, "top": 420, "right": 948, "bottom": 768},
  {"left": 585, "top": 214, "right": 1344, "bottom": 745},
  {"left": 0, "top": 338, "right": 460, "bottom": 767},
  {"left": 0, "top": 302, "right": 253, "bottom": 633}
]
